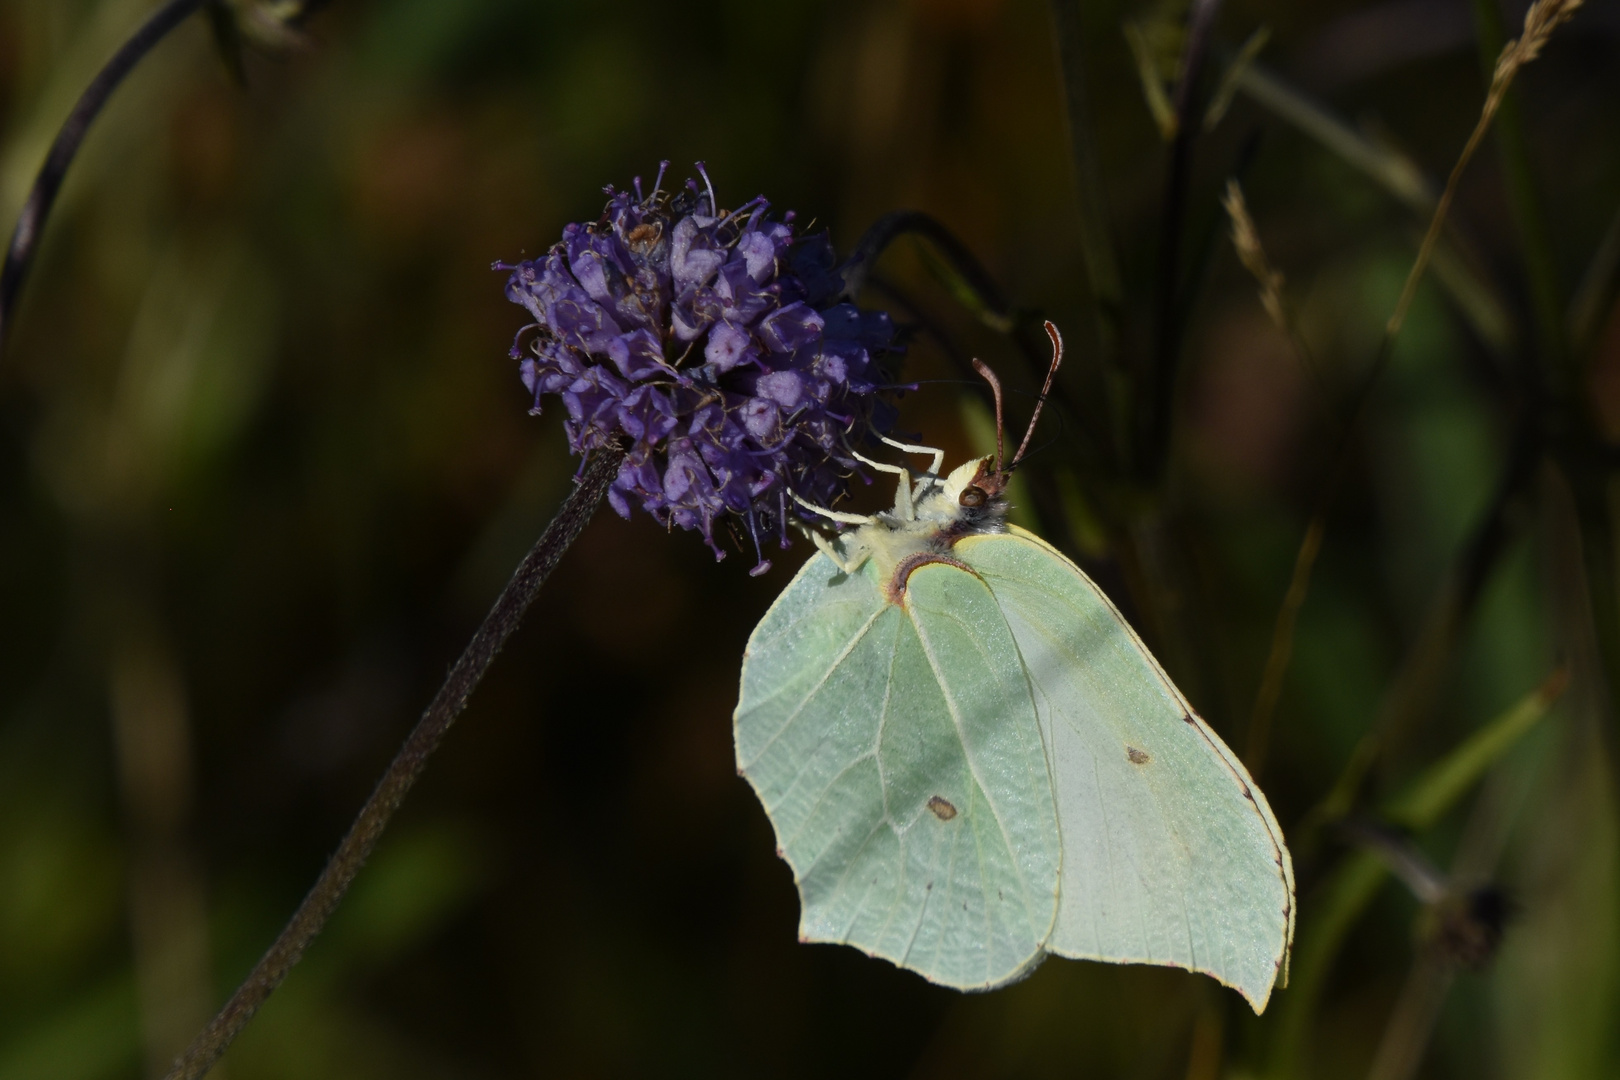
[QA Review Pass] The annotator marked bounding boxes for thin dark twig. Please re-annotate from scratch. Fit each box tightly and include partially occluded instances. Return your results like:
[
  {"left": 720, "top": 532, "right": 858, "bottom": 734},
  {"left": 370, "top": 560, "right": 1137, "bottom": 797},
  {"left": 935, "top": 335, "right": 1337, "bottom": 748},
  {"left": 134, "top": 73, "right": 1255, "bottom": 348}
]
[
  {"left": 0, "top": 0, "right": 209, "bottom": 354},
  {"left": 1142, "top": 0, "right": 1224, "bottom": 479},
  {"left": 840, "top": 210, "right": 1014, "bottom": 327},
  {"left": 863, "top": 273, "right": 1096, "bottom": 570},
  {"left": 162, "top": 444, "right": 626, "bottom": 1080},
  {"left": 842, "top": 210, "right": 1050, "bottom": 376},
  {"left": 842, "top": 211, "right": 1110, "bottom": 464},
  {"left": 863, "top": 270, "right": 1101, "bottom": 462}
]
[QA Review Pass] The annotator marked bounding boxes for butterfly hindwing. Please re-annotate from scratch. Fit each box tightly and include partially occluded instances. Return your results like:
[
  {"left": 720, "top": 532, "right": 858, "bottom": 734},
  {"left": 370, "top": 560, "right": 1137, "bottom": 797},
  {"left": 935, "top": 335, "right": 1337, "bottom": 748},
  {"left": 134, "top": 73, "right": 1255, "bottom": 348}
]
[
  {"left": 735, "top": 554, "right": 1060, "bottom": 990},
  {"left": 898, "top": 562, "right": 1062, "bottom": 985},
  {"left": 957, "top": 528, "right": 1296, "bottom": 1012}
]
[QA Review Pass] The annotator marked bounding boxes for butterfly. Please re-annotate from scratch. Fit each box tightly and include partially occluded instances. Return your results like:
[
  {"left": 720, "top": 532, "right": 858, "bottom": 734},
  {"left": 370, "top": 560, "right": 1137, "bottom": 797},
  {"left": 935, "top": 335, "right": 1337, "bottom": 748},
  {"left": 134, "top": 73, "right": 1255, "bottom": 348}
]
[{"left": 732, "top": 322, "right": 1295, "bottom": 1011}]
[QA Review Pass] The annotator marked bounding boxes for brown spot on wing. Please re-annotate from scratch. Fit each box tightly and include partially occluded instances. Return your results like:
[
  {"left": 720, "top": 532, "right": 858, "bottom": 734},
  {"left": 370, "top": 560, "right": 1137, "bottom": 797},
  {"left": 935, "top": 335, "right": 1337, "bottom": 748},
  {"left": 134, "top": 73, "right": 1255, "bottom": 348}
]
[
  {"left": 1126, "top": 746, "right": 1151, "bottom": 765},
  {"left": 927, "top": 795, "right": 958, "bottom": 820},
  {"left": 887, "top": 552, "right": 976, "bottom": 604}
]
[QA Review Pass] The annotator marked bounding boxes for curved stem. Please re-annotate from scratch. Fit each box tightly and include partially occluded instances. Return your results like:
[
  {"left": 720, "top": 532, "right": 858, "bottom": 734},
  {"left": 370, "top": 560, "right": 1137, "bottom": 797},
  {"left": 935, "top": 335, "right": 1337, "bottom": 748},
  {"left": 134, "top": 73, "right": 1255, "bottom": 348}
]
[
  {"left": 162, "top": 444, "right": 625, "bottom": 1080},
  {"left": 0, "top": 0, "right": 208, "bottom": 354},
  {"left": 840, "top": 209, "right": 1114, "bottom": 466},
  {"left": 839, "top": 209, "right": 1015, "bottom": 331}
]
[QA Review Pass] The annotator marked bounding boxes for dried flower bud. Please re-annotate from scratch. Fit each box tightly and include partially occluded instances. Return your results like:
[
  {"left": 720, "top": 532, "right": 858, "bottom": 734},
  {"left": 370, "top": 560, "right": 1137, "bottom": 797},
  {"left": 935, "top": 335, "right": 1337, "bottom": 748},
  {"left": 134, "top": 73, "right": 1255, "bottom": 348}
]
[{"left": 498, "top": 164, "right": 899, "bottom": 574}]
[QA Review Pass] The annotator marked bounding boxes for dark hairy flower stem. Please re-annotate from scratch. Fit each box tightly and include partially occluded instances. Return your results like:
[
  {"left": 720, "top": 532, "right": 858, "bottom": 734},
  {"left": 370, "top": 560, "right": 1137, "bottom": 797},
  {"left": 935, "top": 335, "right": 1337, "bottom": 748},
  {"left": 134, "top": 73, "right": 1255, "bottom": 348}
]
[
  {"left": 162, "top": 444, "right": 626, "bottom": 1080},
  {"left": 0, "top": 0, "right": 208, "bottom": 355}
]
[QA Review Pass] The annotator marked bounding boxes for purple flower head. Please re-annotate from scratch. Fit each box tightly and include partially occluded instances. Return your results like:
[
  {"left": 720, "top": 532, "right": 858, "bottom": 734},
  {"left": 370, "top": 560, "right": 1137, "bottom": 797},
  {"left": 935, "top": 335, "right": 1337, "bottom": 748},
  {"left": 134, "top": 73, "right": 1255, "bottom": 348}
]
[{"left": 499, "top": 163, "right": 899, "bottom": 574}]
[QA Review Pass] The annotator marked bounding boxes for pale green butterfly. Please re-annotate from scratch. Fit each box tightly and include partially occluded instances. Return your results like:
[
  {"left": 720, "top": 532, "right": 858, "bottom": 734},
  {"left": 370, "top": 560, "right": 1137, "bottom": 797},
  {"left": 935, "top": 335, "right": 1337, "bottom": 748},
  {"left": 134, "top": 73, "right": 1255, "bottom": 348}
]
[{"left": 732, "top": 323, "right": 1295, "bottom": 1011}]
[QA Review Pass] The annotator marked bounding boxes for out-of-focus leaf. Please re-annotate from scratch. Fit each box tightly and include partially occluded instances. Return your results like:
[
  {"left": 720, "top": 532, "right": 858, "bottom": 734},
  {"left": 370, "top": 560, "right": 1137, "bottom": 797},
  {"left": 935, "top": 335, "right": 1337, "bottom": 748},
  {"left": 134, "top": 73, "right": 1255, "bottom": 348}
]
[
  {"left": 1385, "top": 666, "right": 1569, "bottom": 828},
  {"left": 0, "top": 811, "right": 124, "bottom": 989},
  {"left": 32, "top": 238, "right": 275, "bottom": 517},
  {"left": 1235, "top": 65, "right": 1433, "bottom": 214},
  {"left": 1266, "top": 666, "right": 1568, "bottom": 1078},
  {"left": 0, "top": 975, "right": 138, "bottom": 1080},
  {"left": 911, "top": 234, "right": 1016, "bottom": 335},
  {"left": 322, "top": 821, "right": 492, "bottom": 963}
]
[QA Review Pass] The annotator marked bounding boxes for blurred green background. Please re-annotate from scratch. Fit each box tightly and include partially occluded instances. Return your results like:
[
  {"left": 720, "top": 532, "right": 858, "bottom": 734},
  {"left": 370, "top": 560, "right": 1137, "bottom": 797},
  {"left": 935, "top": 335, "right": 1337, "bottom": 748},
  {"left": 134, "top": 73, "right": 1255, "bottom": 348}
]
[{"left": 1, "top": 0, "right": 1618, "bottom": 1077}]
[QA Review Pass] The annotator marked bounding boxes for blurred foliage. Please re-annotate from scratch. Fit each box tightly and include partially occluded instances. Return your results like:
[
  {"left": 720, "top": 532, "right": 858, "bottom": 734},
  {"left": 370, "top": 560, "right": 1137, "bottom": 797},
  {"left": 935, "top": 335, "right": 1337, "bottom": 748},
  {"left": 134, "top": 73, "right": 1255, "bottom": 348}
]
[{"left": 1, "top": 0, "right": 1619, "bottom": 1077}]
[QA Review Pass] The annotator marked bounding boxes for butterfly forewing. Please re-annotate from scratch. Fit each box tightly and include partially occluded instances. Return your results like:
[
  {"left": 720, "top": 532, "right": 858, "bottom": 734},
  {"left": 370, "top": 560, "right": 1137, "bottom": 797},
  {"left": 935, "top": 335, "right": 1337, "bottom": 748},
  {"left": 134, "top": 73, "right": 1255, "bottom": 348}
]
[
  {"left": 956, "top": 528, "right": 1295, "bottom": 1011},
  {"left": 735, "top": 555, "right": 1061, "bottom": 990}
]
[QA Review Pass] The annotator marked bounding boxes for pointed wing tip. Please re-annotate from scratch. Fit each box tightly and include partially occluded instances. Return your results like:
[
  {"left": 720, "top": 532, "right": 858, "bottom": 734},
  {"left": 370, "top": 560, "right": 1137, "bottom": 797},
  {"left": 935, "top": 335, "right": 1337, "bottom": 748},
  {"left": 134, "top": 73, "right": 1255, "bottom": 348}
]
[
  {"left": 1216, "top": 948, "right": 1291, "bottom": 1015},
  {"left": 1237, "top": 980, "right": 1274, "bottom": 1016},
  {"left": 795, "top": 919, "right": 1291, "bottom": 1007},
  {"left": 1042, "top": 942, "right": 1290, "bottom": 1014}
]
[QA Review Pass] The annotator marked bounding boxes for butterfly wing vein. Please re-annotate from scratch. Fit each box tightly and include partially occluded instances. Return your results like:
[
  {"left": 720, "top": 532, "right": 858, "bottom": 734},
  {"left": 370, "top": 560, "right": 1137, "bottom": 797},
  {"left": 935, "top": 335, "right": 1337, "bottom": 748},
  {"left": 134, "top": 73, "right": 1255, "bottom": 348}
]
[
  {"left": 735, "top": 531, "right": 1294, "bottom": 1012},
  {"left": 959, "top": 529, "right": 1295, "bottom": 1012},
  {"left": 735, "top": 555, "right": 1061, "bottom": 990}
]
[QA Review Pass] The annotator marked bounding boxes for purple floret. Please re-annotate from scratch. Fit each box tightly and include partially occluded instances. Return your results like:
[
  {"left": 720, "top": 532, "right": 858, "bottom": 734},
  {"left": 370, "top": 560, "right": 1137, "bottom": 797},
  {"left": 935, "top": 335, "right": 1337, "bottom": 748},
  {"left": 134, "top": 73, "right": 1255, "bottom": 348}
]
[{"left": 499, "top": 163, "right": 899, "bottom": 574}]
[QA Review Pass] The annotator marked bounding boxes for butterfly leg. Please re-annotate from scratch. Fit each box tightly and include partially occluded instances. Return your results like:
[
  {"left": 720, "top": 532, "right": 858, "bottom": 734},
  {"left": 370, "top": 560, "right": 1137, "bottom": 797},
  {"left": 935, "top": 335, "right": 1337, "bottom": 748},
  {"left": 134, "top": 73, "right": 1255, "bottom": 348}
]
[
  {"left": 813, "top": 528, "right": 870, "bottom": 574},
  {"left": 788, "top": 488, "right": 875, "bottom": 527},
  {"left": 787, "top": 492, "right": 874, "bottom": 573},
  {"left": 879, "top": 435, "right": 946, "bottom": 479},
  {"left": 845, "top": 441, "right": 916, "bottom": 521},
  {"left": 789, "top": 519, "right": 870, "bottom": 574}
]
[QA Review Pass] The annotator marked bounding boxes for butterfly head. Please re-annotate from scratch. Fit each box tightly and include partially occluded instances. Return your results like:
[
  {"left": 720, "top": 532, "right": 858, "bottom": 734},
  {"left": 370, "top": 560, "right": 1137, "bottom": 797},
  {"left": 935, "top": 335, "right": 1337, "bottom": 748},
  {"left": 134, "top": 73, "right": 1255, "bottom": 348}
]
[
  {"left": 822, "top": 323, "right": 1062, "bottom": 574},
  {"left": 960, "top": 320, "right": 1063, "bottom": 511},
  {"left": 914, "top": 455, "right": 1009, "bottom": 534},
  {"left": 946, "top": 457, "right": 1010, "bottom": 536}
]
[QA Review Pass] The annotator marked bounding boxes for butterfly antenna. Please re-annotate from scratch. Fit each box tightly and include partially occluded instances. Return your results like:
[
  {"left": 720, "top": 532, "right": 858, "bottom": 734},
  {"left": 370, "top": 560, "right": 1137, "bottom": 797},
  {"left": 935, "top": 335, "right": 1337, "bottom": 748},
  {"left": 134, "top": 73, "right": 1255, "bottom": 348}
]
[
  {"left": 971, "top": 358, "right": 1005, "bottom": 473},
  {"left": 1009, "top": 321, "right": 1064, "bottom": 470}
]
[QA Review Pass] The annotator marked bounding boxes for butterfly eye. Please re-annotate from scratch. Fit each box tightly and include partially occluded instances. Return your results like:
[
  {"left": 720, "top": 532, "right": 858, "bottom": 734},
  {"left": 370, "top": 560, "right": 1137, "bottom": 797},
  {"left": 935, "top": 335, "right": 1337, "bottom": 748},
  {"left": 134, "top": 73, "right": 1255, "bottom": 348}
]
[{"left": 959, "top": 486, "right": 988, "bottom": 508}]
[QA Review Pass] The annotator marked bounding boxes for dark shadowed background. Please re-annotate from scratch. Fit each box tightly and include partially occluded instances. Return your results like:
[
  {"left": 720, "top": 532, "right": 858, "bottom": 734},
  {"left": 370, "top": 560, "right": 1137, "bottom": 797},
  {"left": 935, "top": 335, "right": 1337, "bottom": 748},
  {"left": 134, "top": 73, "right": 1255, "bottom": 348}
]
[{"left": 2, "top": 0, "right": 1618, "bottom": 1077}]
